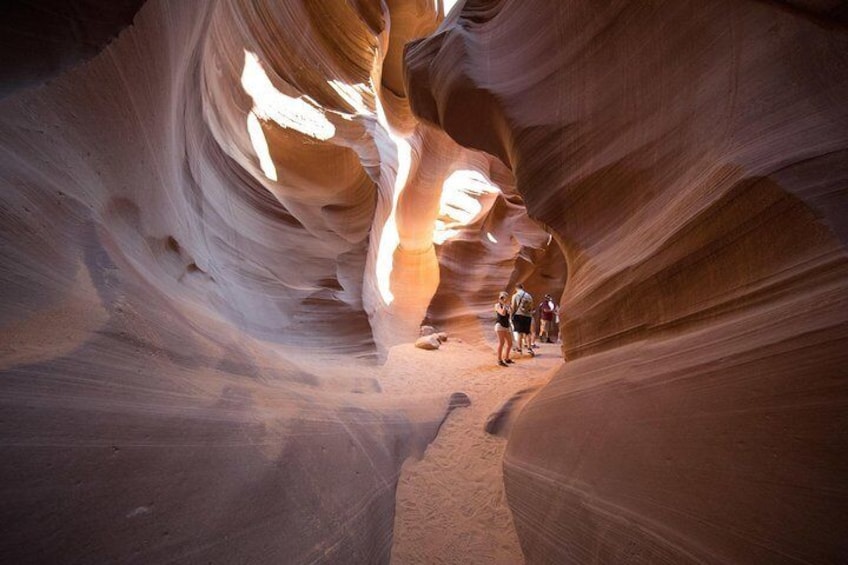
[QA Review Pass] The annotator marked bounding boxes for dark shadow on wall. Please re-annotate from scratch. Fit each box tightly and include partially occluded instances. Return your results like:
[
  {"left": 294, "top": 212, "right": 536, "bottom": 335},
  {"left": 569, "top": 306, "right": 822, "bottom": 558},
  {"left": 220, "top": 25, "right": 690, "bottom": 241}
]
[{"left": 0, "top": 0, "right": 146, "bottom": 98}]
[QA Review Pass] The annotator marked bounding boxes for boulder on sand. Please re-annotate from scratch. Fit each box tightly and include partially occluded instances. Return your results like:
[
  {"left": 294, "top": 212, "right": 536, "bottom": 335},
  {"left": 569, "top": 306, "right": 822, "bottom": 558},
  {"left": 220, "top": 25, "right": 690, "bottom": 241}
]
[{"left": 415, "top": 335, "right": 441, "bottom": 350}]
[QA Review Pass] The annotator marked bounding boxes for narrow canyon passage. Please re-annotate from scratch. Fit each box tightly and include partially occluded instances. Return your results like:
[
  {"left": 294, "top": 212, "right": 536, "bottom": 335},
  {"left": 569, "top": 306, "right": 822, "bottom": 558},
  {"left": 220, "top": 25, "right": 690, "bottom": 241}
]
[
  {"left": 1, "top": 0, "right": 846, "bottom": 563},
  {"left": 381, "top": 341, "right": 560, "bottom": 564}
]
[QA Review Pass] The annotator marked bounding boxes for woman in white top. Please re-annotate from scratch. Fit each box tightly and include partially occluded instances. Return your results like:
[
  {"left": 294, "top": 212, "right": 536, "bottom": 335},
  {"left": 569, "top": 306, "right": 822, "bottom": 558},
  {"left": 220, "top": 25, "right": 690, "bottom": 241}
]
[{"left": 494, "top": 291, "right": 515, "bottom": 367}]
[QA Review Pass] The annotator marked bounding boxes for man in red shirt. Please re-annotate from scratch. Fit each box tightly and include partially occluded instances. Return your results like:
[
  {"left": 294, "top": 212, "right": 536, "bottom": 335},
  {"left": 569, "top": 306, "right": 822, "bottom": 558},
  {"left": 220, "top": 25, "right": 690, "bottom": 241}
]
[{"left": 538, "top": 294, "right": 556, "bottom": 343}]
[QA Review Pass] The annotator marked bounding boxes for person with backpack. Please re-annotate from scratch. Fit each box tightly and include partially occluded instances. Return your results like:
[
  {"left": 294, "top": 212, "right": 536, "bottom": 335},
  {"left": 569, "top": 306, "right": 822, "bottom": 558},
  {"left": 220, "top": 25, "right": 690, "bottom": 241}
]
[{"left": 510, "top": 283, "right": 534, "bottom": 357}]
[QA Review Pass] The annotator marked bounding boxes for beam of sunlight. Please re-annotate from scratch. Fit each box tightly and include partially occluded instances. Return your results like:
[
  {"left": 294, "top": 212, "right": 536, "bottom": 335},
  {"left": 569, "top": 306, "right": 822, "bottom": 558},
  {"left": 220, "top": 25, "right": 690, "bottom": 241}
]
[
  {"left": 442, "top": 0, "right": 461, "bottom": 16},
  {"left": 433, "top": 169, "right": 500, "bottom": 245},
  {"left": 433, "top": 223, "right": 460, "bottom": 245},
  {"left": 327, "top": 79, "right": 371, "bottom": 115},
  {"left": 241, "top": 50, "right": 335, "bottom": 141},
  {"left": 374, "top": 88, "right": 412, "bottom": 306},
  {"left": 246, "top": 111, "right": 277, "bottom": 181}
]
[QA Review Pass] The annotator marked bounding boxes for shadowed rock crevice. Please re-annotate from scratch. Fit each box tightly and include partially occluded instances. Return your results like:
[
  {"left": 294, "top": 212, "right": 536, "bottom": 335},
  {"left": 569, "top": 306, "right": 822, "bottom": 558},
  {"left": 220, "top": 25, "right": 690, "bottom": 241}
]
[{"left": 0, "top": 0, "right": 146, "bottom": 97}]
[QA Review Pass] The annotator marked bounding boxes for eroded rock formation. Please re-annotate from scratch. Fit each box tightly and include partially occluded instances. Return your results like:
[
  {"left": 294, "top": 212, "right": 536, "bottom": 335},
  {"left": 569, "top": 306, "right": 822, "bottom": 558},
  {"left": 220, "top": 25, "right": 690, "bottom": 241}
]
[
  {"left": 0, "top": 0, "right": 555, "bottom": 562},
  {"left": 3, "top": 0, "right": 844, "bottom": 562},
  {"left": 407, "top": 1, "right": 848, "bottom": 563}
]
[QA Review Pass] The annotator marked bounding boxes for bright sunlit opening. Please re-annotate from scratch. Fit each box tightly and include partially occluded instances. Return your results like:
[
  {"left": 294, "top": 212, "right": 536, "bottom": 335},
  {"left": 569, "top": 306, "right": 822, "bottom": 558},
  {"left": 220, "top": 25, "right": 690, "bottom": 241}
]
[
  {"left": 440, "top": 0, "right": 459, "bottom": 16},
  {"left": 432, "top": 222, "right": 460, "bottom": 245},
  {"left": 433, "top": 169, "right": 500, "bottom": 245},
  {"left": 374, "top": 87, "right": 412, "bottom": 305},
  {"left": 486, "top": 232, "right": 498, "bottom": 243},
  {"left": 327, "top": 79, "right": 371, "bottom": 115},
  {"left": 246, "top": 112, "right": 277, "bottom": 181},
  {"left": 241, "top": 51, "right": 335, "bottom": 141},
  {"left": 442, "top": 0, "right": 461, "bottom": 16}
]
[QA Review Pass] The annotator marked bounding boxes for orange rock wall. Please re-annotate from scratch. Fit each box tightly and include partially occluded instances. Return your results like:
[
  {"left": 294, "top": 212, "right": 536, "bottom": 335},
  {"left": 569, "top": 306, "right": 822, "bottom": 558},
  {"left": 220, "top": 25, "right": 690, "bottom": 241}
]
[
  {"left": 0, "top": 0, "right": 558, "bottom": 561},
  {"left": 407, "top": 1, "right": 848, "bottom": 562},
  {"left": 0, "top": 0, "right": 553, "bottom": 562}
]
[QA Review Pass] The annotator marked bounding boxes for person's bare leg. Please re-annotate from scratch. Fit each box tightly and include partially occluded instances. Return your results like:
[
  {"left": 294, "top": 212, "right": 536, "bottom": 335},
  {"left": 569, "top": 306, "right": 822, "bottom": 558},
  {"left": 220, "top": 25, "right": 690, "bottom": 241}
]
[
  {"left": 505, "top": 332, "right": 513, "bottom": 362},
  {"left": 497, "top": 333, "right": 505, "bottom": 362}
]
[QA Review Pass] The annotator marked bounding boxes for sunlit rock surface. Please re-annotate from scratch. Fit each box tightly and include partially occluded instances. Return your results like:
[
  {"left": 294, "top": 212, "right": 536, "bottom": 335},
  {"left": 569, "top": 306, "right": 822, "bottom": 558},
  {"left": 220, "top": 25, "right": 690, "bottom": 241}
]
[
  {"left": 407, "top": 1, "right": 848, "bottom": 563},
  {"left": 0, "top": 0, "right": 551, "bottom": 562}
]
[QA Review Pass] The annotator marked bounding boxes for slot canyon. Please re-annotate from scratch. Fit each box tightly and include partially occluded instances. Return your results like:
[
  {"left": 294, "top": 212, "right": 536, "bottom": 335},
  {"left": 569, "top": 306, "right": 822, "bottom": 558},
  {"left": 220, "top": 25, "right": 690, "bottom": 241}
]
[{"left": 1, "top": 0, "right": 846, "bottom": 563}]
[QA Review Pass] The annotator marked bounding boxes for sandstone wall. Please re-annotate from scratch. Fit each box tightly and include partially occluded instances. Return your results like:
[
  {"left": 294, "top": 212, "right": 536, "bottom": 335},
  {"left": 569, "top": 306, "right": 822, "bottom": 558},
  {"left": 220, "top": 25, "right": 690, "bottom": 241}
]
[
  {"left": 407, "top": 1, "right": 848, "bottom": 562},
  {"left": 0, "top": 0, "right": 515, "bottom": 561}
]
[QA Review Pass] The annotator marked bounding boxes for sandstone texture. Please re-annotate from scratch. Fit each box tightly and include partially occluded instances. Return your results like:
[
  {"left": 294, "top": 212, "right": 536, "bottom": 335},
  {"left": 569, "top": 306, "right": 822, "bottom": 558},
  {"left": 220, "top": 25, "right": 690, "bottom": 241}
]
[
  {"left": 1, "top": 0, "right": 845, "bottom": 563},
  {"left": 407, "top": 1, "right": 848, "bottom": 563},
  {"left": 414, "top": 335, "right": 441, "bottom": 350},
  {"left": 0, "top": 0, "right": 549, "bottom": 562}
]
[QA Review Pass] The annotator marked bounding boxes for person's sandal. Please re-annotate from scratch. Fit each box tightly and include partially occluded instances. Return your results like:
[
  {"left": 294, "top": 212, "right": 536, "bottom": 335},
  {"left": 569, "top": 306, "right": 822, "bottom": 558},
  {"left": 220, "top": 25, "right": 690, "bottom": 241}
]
[
  {"left": 528, "top": 349, "right": 535, "bottom": 357},
  {"left": 505, "top": 359, "right": 514, "bottom": 364},
  {"left": 498, "top": 360, "right": 508, "bottom": 367}
]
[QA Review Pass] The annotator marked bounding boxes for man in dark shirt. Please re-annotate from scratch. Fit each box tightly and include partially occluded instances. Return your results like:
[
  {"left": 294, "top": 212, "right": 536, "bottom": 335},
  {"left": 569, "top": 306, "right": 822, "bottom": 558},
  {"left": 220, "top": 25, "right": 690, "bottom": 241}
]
[{"left": 510, "top": 283, "right": 534, "bottom": 356}]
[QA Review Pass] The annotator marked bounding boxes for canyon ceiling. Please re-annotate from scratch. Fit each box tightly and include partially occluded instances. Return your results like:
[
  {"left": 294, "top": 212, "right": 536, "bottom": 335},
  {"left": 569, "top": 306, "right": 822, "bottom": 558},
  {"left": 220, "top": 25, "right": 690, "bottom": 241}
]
[{"left": 1, "top": 0, "right": 846, "bottom": 563}]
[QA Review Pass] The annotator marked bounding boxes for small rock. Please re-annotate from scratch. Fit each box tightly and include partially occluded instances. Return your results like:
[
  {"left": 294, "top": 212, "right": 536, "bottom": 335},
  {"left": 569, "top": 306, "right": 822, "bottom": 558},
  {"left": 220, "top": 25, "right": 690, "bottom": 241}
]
[
  {"left": 419, "top": 325, "right": 437, "bottom": 336},
  {"left": 448, "top": 392, "right": 471, "bottom": 409},
  {"left": 414, "top": 335, "right": 441, "bottom": 350},
  {"left": 436, "top": 332, "right": 448, "bottom": 342}
]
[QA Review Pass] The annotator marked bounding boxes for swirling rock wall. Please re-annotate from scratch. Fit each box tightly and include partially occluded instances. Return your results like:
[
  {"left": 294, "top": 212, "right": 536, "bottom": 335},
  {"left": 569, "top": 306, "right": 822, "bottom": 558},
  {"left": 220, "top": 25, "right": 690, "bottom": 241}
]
[
  {"left": 0, "top": 0, "right": 555, "bottom": 562},
  {"left": 407, "top": 1, "right": 848, "bottom": 563}
]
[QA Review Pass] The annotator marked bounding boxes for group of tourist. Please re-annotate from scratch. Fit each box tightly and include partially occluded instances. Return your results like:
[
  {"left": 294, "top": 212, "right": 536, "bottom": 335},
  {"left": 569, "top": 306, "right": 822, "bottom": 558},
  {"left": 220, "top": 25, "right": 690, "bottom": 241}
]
[{"left": 494, "top": 283, "right": 558, "bottom": 367}]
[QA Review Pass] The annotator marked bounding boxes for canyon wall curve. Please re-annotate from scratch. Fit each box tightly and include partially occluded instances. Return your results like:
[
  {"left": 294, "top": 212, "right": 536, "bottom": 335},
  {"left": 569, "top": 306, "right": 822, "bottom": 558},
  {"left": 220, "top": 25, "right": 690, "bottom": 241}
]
[
  {"left": 0, "top": 0, "right": 560, "bottom": 562},
  {"left": 2, "top": 0, "right": 846, "bottom": 563},
  {"left": 406, "top": 1, "right": 848, "bottom": 563}
]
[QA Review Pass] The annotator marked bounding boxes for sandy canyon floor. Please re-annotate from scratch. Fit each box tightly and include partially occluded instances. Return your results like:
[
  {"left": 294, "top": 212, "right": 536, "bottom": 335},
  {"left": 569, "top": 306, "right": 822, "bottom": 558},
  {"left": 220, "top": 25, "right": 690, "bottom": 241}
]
[{"left": 375, "top": 340, "right": 562, "bottom": 564}]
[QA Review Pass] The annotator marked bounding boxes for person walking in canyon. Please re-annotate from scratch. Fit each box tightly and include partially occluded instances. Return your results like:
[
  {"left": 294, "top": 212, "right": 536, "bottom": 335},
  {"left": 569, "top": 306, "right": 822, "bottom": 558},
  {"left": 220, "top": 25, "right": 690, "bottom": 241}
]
[
  {"left": 538, "top": 294, "right": 556, "bottom": 343},
  {"left": 494, "top": 291, "right": 515, "bottom": 367},
  {"left": 511, "top": 283, "right": 534, "bottom": 357}
]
